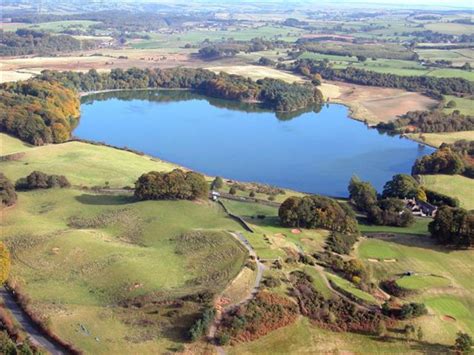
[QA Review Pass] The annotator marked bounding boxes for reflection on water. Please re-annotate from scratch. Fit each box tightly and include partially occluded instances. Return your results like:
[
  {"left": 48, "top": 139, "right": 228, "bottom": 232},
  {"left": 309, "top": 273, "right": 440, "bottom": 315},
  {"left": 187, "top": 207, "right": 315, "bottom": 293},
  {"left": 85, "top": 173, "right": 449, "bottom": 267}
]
[{"left": 77, "top": 90, "right": 434, "bottom": 196}]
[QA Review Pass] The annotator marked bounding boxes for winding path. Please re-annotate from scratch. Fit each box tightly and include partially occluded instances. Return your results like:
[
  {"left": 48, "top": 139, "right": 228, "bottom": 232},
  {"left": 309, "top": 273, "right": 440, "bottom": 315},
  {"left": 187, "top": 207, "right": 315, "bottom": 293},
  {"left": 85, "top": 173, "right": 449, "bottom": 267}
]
[
  {"left": 0, "top": 287, "right": 66, "bottom": 355},
  {"left": 208, "top": 232, "right": 266, "bottom": 353}
]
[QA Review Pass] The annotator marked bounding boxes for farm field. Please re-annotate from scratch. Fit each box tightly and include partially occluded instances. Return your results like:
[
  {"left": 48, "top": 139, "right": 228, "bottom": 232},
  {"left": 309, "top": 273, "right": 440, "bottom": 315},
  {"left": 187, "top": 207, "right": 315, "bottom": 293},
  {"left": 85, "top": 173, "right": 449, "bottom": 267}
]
[
  {"left": 206, "top": 65, "right": 303, "bottom": 83},
  {"left": 442, "top": 95, "right": 474, "bottom": 116}
]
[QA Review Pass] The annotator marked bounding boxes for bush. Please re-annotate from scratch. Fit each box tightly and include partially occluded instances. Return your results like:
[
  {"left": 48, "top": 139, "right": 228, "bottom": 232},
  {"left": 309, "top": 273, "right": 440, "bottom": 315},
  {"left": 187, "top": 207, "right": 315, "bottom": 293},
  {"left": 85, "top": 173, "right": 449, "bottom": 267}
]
[
  {"left": 229, "top": 187, "right": 237, "bottom": 195},
  {"left": 326, "top": 233, "right": 358, "bottom": 255},
  {"left": 454, "top": 332, "right": 473, "bottom": 352},
  {"left": 0, "top": 173, "right": 17, "bottom": 207},
  {"left": 400, "top": 303, "right": 427, "bottom": 319},
  {"left": 212, "top": 176, "right": 224, "bottom": 190},
  {"left": 425, "top": 189, "right": 459, "bottom": 207},
  {"left": 263, "top": 276, "right": 281, "bottom": 288},
  {"left": 135, "top": 169, "right": 208, "bottom": 200},
  {"left": 189, "top": 307, "right": 216, "bottom": 342},
  {"left": 15, "top": 171, "right": 70, "bottom": 190}
]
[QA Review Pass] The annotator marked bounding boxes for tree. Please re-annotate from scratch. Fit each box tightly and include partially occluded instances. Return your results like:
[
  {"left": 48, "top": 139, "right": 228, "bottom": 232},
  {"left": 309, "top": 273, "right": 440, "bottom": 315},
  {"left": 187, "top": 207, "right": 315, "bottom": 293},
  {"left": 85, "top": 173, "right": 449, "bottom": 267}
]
[
  {"left": 417, "top": 326, "right": 424, "bottom": 342},
  {"left": 382, "top": 174, "right": 419, "bottom": 199},
  {"left": 0, "top": 173, "right": 17, "bottom": 207},
  {"left": 15, "top": 171, "right": 70, "bottom": 190},
  {"left": 0, "top": 242, "right": 11, "bottom": 284},
  {"left": 412, "top": 147, "right": 465, "bottom": 175},
  {"left": 279, "top": 195, "right": 358, "bottom": 233},
  {"left": 446, "top": 100, "right": 457, "bottom": 108},
  {"left": 366, "top": 198, "right": 414, "bottom": 227},
  {"left": 454, "top": 332, "right": 473, "bottom": 353},
  {"left": 135, "top": 169, "right": 208, "bottom": 200},
  {"left": 212, "top": 176, "right": 224, "bottom": 190},
  {"left": 249, "top": 191, "right": 256, "bottom": 198},
  {"left": 229, "top": 187, "right": 237, "bottom": 195},
  {"left": 429, "top": 206, "right": 474, "bottom": 248},
  {"left": 348, "top": 176, "right": 377, "bottom": 212},
  {"left": 356, "top": 55, "right": 367, "bottom": 62}
]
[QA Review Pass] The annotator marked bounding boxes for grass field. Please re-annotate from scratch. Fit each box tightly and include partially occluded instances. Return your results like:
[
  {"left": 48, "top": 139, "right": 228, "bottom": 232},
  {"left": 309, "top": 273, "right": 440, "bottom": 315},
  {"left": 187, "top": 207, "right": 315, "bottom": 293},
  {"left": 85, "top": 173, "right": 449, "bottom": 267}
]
[
  {"left": 2, "top": 188, "right": 246, "bottom": 353},
  {"left": 227, "top": 317, "right": 425, "bottom": 354},
  {"left": 421, "top": 174, "right": 474, "bottom": 210},
  {"left": 396, "top": 275, "right": 451, "bottom": 290},
  {"left": 326, "top": 272, "right": 377, "bottom": 304},
  {"left": 3, "top": 20, "right": 101, "bottom": 33},
  {"left": 131, "top": 26, "right": 303, "bottom": 49},
  {"left": 356, "top": 235, "right": 474, "bottom": 344},
  {"left": 206, "top": 65, "right": 303, "bottom": 83},
  {"left": 442, "top": 95, "right": 474, "bottom": 116},
  {"left": 0, "top": 139, "right": 179, "bottom": 188},
  {"left": 425, "top": 22, "right": 474, "bottom": 36},
  {"left": 358, "top": 217, "right": 431, "bottom": 236},
  {"left": 0, "top": 133, "right": 33, "bottom": 155},
  {"left": 407, "top": 131, "right": 474, "bottom": 148}
]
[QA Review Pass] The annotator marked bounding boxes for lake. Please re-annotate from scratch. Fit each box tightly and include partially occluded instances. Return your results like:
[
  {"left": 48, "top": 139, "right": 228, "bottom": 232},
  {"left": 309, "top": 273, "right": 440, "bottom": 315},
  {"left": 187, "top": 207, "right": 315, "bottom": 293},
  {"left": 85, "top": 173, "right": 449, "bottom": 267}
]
[{"left": 76, "top": 90, "right": 434, "bottom": 197}]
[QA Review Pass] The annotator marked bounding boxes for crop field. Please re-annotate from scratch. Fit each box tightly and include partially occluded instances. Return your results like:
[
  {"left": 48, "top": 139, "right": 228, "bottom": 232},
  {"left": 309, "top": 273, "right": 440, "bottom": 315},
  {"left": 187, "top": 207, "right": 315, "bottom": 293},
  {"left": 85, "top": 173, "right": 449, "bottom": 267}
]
[
  {"left": 420, "top": 174, "right": 474, "bottom": 210},
  {"left": 1, "top": 188, "right": 246, "bottom": 353},
  {"left": 416, "top": 48, "right": 474, "bottom": 66},
  {"left": 356, "top": 234, "right": 474, "bottom": 344}
]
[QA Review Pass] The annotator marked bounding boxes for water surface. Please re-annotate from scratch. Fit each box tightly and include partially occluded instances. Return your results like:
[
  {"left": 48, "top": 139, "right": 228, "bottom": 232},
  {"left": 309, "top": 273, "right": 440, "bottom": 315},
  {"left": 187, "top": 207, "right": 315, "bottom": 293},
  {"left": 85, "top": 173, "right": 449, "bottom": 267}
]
[{"left": 76, "top": 90, "right": 433, "bottom": 196}]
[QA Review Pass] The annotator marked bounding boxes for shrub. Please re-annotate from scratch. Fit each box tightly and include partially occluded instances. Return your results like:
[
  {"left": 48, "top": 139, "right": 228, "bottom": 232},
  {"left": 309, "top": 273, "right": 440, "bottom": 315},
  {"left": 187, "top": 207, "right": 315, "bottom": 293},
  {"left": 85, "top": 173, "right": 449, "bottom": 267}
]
[
  {"left": 400, "top": 303, "right": 427, "bottom": 319},
  {"left": 212, "top": 176, "right": 224, "bottom": 190},
  {"left": 425, "top": 189, "right": 459, "bottom": 207},
  {"left": 229, "top": 187, "right": 237, "bottom": 195},
  {"left": 189, "top": 307, "right": 216, "bottom": 342},
  {"left": 454, "top": 332, "right": 473, "bottom": 352},
  {"left": 0, "top": 173, "right": 17, "bottom": 207},
  {"left": 15, "top": 171, "right": 70, "bottom": 190},
  {"left": 326, "top": 233, "right": 358, "bottom": 255}
]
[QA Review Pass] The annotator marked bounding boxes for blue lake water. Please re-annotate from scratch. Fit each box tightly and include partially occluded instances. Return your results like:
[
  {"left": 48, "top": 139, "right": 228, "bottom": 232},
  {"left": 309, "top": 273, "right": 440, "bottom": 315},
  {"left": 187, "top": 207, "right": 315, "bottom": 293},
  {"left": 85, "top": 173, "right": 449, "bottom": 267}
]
[{"left": 76, "top": 90, "right": 434, "bottom": 196}]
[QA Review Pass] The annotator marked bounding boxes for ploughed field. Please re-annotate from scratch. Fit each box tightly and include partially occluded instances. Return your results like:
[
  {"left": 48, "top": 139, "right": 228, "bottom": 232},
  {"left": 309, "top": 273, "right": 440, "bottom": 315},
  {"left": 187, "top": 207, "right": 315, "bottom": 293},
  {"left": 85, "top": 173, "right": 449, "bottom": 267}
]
[{"left": 75, "top": 90, "right": 434, "bottom": 197}]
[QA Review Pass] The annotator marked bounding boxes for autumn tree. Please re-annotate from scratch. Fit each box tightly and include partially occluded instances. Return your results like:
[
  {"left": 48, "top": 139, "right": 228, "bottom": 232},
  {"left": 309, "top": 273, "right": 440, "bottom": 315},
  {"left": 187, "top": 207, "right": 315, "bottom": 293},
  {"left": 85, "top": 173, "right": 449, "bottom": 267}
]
[{"left": 0, "top": 173, "right": 17, "bottom": 207}]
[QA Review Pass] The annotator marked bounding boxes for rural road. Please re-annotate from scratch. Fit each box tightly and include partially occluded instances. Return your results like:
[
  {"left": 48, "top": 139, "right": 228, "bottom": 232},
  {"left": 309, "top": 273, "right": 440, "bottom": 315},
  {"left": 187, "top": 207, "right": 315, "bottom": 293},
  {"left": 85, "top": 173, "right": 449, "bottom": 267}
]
[{"left": 0, "top": 287, "right": 66, "bottom": 355}]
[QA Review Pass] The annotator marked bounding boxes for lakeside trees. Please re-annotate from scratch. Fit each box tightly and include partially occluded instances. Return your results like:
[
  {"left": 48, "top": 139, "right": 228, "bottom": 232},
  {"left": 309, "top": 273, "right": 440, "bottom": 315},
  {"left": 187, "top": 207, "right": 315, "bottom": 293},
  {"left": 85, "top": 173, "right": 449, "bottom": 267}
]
[
  {"left": 135, "top": 169, "right": 209, "bottom": 201},
  {"left": 0, "top": 79, "right": 80, "bottom": 145},
  {"left": 279, "top": 195, "right": 358, "bottom": 233},
  {"left": 40, "top": 68, "right": 324, "bottom": 113},
  {"left": 412, "top": 147, "right": 465, "bottom": 175}
]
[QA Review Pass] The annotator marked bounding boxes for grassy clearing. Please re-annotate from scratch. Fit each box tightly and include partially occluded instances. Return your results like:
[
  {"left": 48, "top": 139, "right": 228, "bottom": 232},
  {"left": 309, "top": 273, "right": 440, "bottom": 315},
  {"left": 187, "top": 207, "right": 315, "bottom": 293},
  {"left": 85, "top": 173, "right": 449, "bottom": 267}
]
[
  {"left": 421, "top": 174, "right": 474, "bottom": 210},
  {"left": 396, "top": 275, "right": 451, "bottom": 290},
  {"left": 0, "top": 133, "right": 33, "bottom": 155},
  {"left": 0, "top": 140, "right": 179, "bottom": 188},
  {"left": 425, "top": 22, "right": 474, "bottom": 35},
  {"left": 2, "top": 188, "right": 246, "bottom": 353},
  {"left": 326, "top": 273, "right": 377, "bottom": 304}
]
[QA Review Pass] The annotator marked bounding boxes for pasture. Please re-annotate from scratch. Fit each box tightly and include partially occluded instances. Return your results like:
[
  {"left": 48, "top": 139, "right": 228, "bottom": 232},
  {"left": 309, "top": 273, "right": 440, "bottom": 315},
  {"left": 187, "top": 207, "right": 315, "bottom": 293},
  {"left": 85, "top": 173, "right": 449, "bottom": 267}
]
[
  {"left": 2, "top": 20, "right": 101, "bottom": 33},
  {"left": 1, "top": 188, "right": 247, "bottom": 353},
  {"left": 408, "top": 131, "right": 474, "bottom": 148}
]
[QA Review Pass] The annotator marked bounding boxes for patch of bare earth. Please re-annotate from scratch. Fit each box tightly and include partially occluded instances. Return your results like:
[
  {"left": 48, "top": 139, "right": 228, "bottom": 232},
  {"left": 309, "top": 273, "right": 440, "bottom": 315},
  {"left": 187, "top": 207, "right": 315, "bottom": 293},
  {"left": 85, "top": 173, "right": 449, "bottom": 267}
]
[{"left": 321, "top": 80, "right": 439, "bottom": 125}]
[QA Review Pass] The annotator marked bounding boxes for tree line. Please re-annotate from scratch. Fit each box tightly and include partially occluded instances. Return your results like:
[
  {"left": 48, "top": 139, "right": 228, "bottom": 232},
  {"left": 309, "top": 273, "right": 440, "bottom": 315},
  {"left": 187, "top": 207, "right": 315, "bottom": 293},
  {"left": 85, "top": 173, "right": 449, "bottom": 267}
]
[
  {"left": 377, "top": 110, "right": 474, "bottom": 135},
  {"left": 292, "top": 59, "right": 474, "bottom": 96},
  {"left": 0, "top": 29, "right": 98, "bottom": 56},
  {"left": 41, "top": 67, "right": 324, "bottom": 112}
]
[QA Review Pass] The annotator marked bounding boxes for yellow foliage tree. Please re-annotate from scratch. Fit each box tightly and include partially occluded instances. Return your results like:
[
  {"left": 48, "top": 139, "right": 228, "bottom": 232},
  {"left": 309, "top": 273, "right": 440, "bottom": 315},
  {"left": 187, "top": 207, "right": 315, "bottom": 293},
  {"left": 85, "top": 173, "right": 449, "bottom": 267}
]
[{"left": 0, "top": 242, "right": 11, "bottom": 284}]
